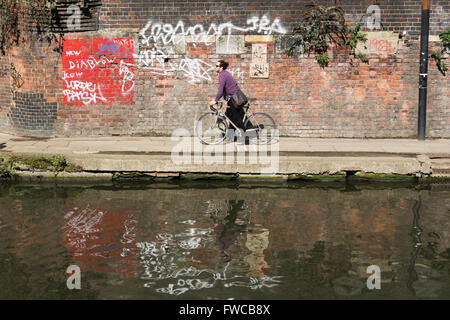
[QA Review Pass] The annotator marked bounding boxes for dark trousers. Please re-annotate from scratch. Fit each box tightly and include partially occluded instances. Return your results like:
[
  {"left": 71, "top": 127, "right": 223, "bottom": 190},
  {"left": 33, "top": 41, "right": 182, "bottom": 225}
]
[{"left": 225, "top": 102, "right": 249, "bottom": 130}]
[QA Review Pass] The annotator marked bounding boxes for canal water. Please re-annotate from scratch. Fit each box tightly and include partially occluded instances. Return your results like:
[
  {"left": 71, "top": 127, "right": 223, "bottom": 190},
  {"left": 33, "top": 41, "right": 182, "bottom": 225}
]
[{"left": 0, "top": 180, "right": 449, "bottom": 300}]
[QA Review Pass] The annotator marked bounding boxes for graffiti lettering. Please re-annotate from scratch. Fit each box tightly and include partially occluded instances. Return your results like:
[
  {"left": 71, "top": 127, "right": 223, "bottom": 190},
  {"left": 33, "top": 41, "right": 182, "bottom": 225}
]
[
  {"left": 96, "top": 40, "right": 132, "bottom": 58},
  {"left": 134, "top": 47, "right": 213, "bottom": 83},
  {"left": 62, "top": 71, "right": 83, "bottom": 80},
  {"left": 64, "top": 80, "right": 96, "bottom": 92},
  {"left": 369, "top": 39, "right": 394, "bottom": 53},
  {"left": 63, "top": 89, "right": 107, "bottom": 105},
  {"left": 66, "top": 50, "right": 82, "bottom": 56},
  {"left": 140, "top": 16, "right": 286, "bottom": 48},
  {"left": 62, "top": 37, "right": 135, "bottom": 105},
  {"left": 10, "top": 63, "right": 24, "bottom": 93},
  {"left": 178, "top": 58, "right": 213, "bottom": 83},
  {"left": 229, "top": 68, "right": 245, "bottom": 80},
  {"left": 119, "top": 60, "right": 135, "bottom": 95},
  {"left": 135, "top": 16, "right": 285, "bottom": 82},
  {"left": 68, "top": 56, "right": 115, "bottom": 70}
]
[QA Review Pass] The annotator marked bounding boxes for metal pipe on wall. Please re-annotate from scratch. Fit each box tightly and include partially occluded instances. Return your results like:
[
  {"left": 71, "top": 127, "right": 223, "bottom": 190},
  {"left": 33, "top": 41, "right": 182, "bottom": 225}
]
[{"left": 418, "top": 0, "right": 431, "bottom": 140}]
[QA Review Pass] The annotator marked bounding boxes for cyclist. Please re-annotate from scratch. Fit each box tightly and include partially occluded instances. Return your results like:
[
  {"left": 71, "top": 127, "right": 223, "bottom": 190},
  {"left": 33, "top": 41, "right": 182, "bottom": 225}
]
[{"left": 208, "top": 60, "right": 248, "bottom": 135}]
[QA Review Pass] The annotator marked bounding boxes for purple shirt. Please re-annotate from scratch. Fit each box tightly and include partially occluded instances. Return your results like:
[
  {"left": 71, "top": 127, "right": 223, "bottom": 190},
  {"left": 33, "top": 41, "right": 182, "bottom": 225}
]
[{"left": 215, "top": 70, "right": 239, "bottom": 102}]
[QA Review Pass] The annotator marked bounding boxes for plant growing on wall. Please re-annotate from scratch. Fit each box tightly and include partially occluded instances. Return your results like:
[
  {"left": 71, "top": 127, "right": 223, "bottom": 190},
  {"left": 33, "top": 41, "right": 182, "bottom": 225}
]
[
  {"left": 431, "top": 28, "right": 450, "bottom": 76},
  {"left": 284, "top": 3, "right": 368, "bottom": 68},
  {"left": 0, "top": 0, "right": 19, "bottom": 55},
  {"left": 0, "top": 0, "right": 59, "bottom": 54}
]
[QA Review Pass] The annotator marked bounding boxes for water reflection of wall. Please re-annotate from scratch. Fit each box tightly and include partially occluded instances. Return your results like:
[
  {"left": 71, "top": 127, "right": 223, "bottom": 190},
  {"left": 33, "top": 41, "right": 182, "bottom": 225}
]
[
  {"left": 244, "top": 226, "right": 270, "bottom": 277},
  {"left": 409, "top": 188, "right": 450, "bottom": 299},
  {"left": 0, "top": 184, "right": 449, "bottom": 299},
  {"left": 130, "top": 199, "right": 281, "bottom": 297},
  {"left": 0, "top": 185, "right": 99, "bottom": 299},
  {"left": 61, "top": 204, "right": 138, "bottom": 278},
  {"left": 68, "top": 186, "right": 449, "bottom": 298}
]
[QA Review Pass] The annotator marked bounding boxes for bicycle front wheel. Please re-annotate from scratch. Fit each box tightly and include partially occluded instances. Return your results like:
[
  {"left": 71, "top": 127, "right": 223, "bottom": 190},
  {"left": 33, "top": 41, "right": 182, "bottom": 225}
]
[
  {"left": 195, "top": 112, "right": 228, "bottom": 145},
  {"left": 244, "top": 113, "right": 277, "bottom": 145}
]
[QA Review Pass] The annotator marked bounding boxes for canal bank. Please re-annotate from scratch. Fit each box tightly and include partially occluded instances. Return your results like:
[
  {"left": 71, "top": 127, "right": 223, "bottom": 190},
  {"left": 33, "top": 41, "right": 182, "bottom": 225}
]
[{"left": 0, "top": 132, "right": 449, "bottom": 182}]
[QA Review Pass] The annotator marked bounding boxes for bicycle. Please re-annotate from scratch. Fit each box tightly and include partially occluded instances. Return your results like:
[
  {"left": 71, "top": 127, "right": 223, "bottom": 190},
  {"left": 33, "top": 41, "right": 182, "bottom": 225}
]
[{"left": 195, "top": 99, "right": 277, "bottom": 145}]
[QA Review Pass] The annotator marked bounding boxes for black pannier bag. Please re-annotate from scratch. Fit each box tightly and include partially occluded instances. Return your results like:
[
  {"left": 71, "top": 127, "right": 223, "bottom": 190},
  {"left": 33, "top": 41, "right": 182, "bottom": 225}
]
[{"left": 228, "top": 89, "right": 248, "bottom": 109}]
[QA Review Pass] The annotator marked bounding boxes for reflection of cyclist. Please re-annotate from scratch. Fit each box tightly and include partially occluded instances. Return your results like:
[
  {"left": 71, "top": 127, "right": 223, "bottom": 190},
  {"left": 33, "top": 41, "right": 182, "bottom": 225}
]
[
  {"left": 208, "top": 60, "right": 248, "bottom": 133},
  {"left": 213, "top": 200, "right": 247, "bottom": 262}
]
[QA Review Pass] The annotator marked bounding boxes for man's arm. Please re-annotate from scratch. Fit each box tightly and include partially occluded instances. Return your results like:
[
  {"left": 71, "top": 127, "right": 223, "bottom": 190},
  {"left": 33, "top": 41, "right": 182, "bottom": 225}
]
[{"left": 215, "top": 73, "right": 226, "bottom": 102}]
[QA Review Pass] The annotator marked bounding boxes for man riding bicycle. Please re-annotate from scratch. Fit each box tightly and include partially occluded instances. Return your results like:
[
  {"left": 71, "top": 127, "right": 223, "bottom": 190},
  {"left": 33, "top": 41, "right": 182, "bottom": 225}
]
[{"left": 208, "top": 60, "right": 250, "bottom": 135}]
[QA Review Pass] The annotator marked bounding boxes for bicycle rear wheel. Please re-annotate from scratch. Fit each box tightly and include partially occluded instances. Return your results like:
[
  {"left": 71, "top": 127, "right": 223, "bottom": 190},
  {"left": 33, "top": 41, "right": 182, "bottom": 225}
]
[
  {"left": 195, "top": 112, "right": 228, "bottom": 145},
  {"left": 244, "top": 112, "right": 277, "bottom": 145}
]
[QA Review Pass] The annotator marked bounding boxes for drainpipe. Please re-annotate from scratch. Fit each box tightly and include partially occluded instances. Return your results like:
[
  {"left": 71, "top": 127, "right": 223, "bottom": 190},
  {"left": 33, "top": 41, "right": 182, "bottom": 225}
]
[{"left": 418, "top": 0, "right": 431, "bottom": 140}]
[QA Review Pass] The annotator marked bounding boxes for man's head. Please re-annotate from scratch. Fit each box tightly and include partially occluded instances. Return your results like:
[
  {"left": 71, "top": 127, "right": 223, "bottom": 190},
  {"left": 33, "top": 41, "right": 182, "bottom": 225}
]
[{"left": 215, "top": 60, "right": 229, "bottom": 73}]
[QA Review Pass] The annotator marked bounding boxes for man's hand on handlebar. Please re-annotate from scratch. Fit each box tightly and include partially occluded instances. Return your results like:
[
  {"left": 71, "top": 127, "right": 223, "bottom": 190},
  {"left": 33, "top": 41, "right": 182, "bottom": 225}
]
[{"left": 208, "top": 100, "right": 217, "bottom": 106}]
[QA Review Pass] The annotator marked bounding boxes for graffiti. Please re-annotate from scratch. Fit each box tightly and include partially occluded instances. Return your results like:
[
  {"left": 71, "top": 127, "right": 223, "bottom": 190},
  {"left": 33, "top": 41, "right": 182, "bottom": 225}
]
[
  {"left": 68, "top": 56, "right": 116, "bottom": 70},
  {"left": 135, "top": 46, "right": 246, "bottom": 83},
  {"left": 134, "top": 47, "right": 213, "bottom": 83},
  {"left": 229, "top": 68, "right": 245, "bottom": 80},
  {"left": 96, "top": 39, "right": 132, "bottom": 58},
  {"left": 119, "top": 60, "right": 135, "bottom": 95},
  {"left": 134, "top": 47, "right": 173, "bottom": 73},
  {"left": 369, "top": 39, "right": 395, "bottom": 53},
  {"left": 64, "top": 79, "right": 96, "bottom": 92},
  {"left": 63, "top": 88, "right": 106, "bottom": 105},
  {"left": 139, "top": 15, "right": 286, "bottom": 48},
  {"left": 62, "top": 37, "right": 135, "bottom": 105},
  {"left": 66, "top": 50, "right": 82, "bottom": 56},
  {"left": 10, "top": 63, "right": 24, "bottom": 93},
  {"left": 62, "top": 71, "right": 83, "bottom": 80},
  {"left": 135, "top": 16, "right": 285, "bottom": 83},
  {"left": 61, "top": 16, "right": 286, "bottom": 97},
  {"left": 178, "top": 59, "right": 213, "bottom": 83},
  {"left": 62, "top": 79, "right": 106, "bottom": 105}
]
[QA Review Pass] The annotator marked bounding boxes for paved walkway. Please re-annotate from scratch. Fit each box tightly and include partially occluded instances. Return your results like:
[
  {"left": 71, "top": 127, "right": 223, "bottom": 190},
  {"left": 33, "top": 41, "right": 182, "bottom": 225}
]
[
  {"left": 1, "top": 132, "right": 449, "bottom": 155},
  {"left": 1, "top": 132, "right": 449, "bottom": 176}
]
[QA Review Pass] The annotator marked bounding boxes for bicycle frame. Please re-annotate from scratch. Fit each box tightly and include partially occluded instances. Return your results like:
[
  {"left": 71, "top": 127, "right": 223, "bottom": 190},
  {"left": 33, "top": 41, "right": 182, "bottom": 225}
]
[{"left": 211, "top": 102, "right": 252, "bottom": 136}]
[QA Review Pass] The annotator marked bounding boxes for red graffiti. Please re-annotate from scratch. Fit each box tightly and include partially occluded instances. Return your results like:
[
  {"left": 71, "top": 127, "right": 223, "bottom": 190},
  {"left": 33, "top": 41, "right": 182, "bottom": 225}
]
[
  {"left": 368, "top": 39, "right": 395, "bottom": 53},
  {"left": 62, "top": 37, "right": 135, "bottom": 106}
]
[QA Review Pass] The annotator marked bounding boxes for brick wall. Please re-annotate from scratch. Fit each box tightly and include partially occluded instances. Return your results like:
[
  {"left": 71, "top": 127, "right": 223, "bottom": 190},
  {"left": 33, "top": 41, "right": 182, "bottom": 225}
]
[
  {"left": 0, "top": 0, "right": 448, "bottom": 138},
  {"left": 0, "top": 55, "right": 13, "bottom": 133},
  {"left": 9, "top": 92, "right": 58, "bottom": 137}
]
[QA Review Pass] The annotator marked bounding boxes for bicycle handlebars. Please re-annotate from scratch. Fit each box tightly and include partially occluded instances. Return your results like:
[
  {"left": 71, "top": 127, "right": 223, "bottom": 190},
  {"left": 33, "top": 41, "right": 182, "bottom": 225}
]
[{"left": 209, "top": 101, "right": 223, "bottom": 113}]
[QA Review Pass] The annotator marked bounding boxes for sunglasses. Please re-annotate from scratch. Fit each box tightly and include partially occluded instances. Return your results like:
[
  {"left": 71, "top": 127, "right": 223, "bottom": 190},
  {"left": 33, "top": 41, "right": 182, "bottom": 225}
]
[{"left": 215, "top": 65, "right": 221, "bottom": 67}]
